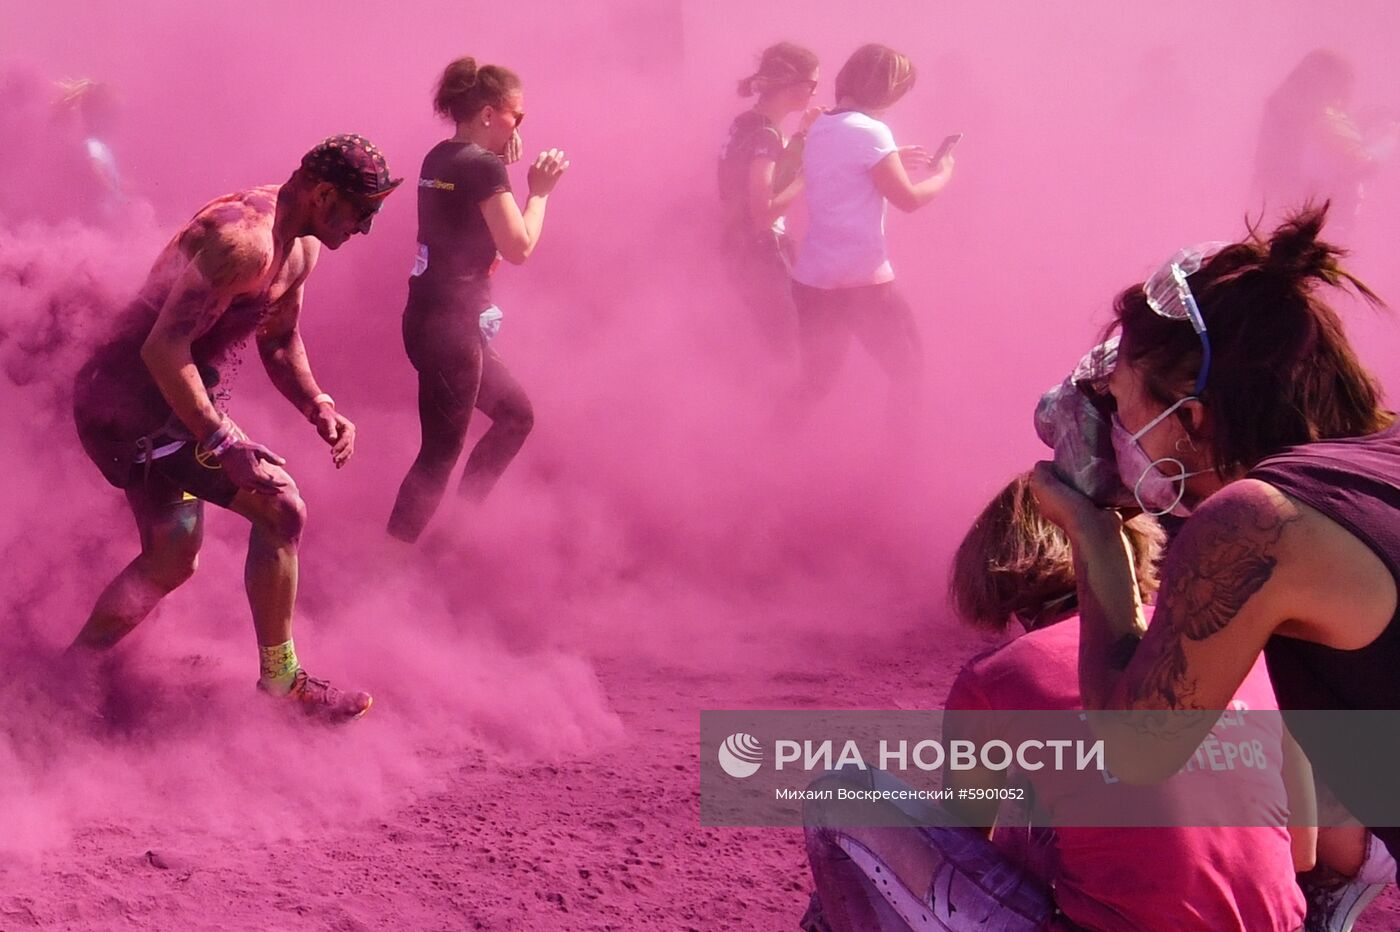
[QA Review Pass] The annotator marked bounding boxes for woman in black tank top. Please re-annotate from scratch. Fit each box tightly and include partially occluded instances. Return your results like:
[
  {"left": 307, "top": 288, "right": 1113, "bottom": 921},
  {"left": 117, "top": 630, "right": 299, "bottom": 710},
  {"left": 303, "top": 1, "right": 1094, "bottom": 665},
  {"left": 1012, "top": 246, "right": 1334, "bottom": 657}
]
[
  {"left": 1030, "top": 205, "right": 1400, "bottom": 881},
  {"left": 387, "top": 56, "right": 568, "bottom": 543}
]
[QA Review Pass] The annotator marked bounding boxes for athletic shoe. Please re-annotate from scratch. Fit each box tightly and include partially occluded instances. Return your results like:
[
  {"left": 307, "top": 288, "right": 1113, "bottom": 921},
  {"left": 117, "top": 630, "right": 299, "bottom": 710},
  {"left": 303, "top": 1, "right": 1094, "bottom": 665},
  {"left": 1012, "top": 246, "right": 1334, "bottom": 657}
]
[
  {"left": 258, "top": 669, "right": 372, "bottom": 723},
  {"left": 1302, "top": 876, "right": 1389, "bottom": 932},
  {"left": 1303, "top": 831, "right": 1396, "bottom": 932}
]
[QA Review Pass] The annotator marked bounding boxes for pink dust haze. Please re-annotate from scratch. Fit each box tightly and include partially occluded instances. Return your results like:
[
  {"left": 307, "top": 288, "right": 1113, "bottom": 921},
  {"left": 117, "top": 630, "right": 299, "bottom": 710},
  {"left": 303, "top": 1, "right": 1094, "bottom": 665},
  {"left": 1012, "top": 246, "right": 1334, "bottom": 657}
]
[{"left": 3, "top": 0, "right": 1400, "bottom": 928}]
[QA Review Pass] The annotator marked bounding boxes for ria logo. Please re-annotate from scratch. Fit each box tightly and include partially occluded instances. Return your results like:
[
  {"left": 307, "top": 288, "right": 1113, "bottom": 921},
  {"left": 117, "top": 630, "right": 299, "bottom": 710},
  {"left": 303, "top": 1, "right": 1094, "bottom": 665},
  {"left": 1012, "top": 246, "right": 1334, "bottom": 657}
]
[{"left": 718, "top": 733, "right": 763, "bottom": 778}]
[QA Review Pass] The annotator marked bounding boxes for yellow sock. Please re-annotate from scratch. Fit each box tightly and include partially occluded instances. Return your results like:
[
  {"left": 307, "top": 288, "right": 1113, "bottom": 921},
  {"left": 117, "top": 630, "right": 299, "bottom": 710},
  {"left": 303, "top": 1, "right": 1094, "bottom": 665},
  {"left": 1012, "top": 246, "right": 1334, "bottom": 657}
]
[{"left": 258, "top": 640, "right": 300, "bottom": 694}]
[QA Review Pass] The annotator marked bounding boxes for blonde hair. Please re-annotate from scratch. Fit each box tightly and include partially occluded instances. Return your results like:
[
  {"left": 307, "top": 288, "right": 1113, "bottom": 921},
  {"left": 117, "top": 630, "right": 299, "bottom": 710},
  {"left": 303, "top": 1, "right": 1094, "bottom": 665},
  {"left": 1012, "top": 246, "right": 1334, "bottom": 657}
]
[
  {"left": 834, "top": 44, "right": 916, "bottom": 110},
  {"left": 949, "top": 473, "right": 1163, "bottom": 632}
]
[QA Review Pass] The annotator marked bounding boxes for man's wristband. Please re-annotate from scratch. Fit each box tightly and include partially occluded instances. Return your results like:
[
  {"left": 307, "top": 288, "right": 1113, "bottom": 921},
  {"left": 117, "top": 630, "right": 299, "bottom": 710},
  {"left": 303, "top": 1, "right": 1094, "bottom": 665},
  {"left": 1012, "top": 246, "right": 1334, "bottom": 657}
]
[
  {"left": 304, "top": 393, "right": 335, "bottom": 421},
  {"left": 196, "top": 419, "right": 242, "bottom": 467}
]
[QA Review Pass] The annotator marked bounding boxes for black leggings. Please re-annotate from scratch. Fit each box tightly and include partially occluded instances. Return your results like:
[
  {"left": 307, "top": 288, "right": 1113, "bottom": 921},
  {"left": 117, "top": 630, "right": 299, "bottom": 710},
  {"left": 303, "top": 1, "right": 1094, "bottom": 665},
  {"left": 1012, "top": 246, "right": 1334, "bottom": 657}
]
[
  {"left": 722, "top": 229, "right": 797, "bottom": 357},
  {"left": 790, "top": 280, "right": 923, "bottom": 418},
  {"left": 387, "top": 287, "right": 534, "bottom": 543}
]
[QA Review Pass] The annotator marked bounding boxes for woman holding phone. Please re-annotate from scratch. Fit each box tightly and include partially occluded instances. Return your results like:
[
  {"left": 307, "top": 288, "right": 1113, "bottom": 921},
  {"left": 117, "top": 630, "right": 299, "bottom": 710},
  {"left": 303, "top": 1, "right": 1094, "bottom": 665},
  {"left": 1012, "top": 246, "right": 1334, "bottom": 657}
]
[{"left": 788, "top": 44, "right": 956, "bottom": 424}]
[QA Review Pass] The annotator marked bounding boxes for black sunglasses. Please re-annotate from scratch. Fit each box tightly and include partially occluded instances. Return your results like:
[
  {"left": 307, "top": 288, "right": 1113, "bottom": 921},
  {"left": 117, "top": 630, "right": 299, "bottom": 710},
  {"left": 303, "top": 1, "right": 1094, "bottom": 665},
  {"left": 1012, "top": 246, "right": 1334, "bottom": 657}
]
[{"left": 340, "top": 192, "right": 382, "bottom": 227}]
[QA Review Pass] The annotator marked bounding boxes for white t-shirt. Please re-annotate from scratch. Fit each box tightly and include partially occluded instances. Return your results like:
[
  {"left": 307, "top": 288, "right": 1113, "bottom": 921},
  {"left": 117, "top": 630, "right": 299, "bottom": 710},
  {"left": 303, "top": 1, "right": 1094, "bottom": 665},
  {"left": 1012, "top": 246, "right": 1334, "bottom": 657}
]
[{"left": 792, "top": 111, "right": 899, "bottom": 289}]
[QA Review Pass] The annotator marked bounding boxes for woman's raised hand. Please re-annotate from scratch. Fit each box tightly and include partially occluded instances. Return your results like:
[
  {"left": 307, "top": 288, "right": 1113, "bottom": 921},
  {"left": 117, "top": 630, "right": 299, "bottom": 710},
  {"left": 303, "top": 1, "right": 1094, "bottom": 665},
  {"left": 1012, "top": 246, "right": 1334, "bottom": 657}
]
[{"left": 527, "top": 148, "right": 570, "bottom": 197}]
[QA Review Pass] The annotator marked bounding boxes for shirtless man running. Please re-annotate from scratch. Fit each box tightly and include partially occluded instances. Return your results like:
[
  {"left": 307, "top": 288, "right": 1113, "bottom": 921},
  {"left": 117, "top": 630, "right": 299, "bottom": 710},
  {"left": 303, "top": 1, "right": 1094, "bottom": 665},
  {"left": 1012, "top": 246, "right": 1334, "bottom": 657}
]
[{"left": 71, "top": 134, "right": 400, "bottom": 721}]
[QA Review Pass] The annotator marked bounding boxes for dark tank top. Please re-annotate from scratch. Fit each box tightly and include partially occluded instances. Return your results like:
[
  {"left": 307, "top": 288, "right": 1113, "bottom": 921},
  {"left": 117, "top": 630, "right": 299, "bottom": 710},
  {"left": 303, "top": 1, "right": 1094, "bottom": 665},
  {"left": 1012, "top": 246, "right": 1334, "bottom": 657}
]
[{"left": 1248, "top": 422, "right": 1400, "bottom": 859}]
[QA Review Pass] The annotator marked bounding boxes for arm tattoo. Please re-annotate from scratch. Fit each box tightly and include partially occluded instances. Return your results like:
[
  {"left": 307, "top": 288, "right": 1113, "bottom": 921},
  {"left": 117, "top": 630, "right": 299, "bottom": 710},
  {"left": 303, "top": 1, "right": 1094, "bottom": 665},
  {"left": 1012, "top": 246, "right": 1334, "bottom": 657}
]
[{"left": 1127, "top": 496, "right": 1299, "bottom": 710}]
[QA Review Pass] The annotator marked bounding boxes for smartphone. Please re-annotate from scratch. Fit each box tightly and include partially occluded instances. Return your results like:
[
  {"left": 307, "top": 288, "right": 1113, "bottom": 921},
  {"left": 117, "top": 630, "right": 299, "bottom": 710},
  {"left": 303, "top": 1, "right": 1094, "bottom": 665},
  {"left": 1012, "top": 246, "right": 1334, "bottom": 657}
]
[{"left": 930, "top": 133, "right": 963, "bottom": 166}]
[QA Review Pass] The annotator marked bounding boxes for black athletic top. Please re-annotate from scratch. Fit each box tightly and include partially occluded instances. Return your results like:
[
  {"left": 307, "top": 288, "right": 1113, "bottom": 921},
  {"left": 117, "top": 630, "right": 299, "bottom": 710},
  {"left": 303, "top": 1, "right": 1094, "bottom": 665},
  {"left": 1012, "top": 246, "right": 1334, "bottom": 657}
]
[
  {"left": 413, "top": 140, "right": 510, "bottom": 294},
  {"left": 717, "top": 110, "right": 783, "bottom": 228},
  {"left": 1248, "top": 422, "right": 1400, "bottom": 859}
]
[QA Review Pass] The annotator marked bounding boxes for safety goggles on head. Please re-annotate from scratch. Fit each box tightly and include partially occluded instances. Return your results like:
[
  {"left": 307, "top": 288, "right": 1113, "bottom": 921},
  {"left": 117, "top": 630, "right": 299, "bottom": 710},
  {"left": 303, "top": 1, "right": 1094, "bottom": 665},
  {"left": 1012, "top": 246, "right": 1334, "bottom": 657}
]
[{"left": 1143, "top": 242, "right": 1227, "bottom": 396}]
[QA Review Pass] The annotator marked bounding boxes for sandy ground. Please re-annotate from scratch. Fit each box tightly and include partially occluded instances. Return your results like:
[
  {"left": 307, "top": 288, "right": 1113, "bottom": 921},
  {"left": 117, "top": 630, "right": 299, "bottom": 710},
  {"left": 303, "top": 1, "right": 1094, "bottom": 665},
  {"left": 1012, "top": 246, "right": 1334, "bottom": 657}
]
[{"left": 1, "top": 622, "right": 1398, "bottom": 931}]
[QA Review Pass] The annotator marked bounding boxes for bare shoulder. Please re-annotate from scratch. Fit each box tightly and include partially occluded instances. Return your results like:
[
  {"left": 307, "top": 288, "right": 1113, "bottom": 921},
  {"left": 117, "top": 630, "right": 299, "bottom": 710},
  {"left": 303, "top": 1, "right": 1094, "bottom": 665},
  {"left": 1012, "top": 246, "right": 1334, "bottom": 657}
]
[
  {"left": 1204, "top": 476, "right": 1379, "bottom": 574},
  {"left": 175, "top": 187, "right": 279, "bottom": 292},
  {"left": 1239, "top": 477, "right": 1399, "bottom": 647},
  {"left": 1176, "top": 479, "right": 1303, "bottom": 554},
  {"left": 1115, "top": 480, "right": 1300, "bottom": 710},
  {"left": 1169, "top": 479, "right": 1315, "bottom": 600},
  {"left": 1149, "top": 480, "right": 1301, "bottom": 644}
]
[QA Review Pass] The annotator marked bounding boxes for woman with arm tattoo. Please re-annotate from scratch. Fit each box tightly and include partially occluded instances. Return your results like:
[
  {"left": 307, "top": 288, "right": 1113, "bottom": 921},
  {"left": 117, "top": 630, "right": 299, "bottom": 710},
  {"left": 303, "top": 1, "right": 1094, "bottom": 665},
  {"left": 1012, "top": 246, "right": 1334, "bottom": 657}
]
[{"left": 1031, "top": 204, "right": 1400, "bottom": 874}]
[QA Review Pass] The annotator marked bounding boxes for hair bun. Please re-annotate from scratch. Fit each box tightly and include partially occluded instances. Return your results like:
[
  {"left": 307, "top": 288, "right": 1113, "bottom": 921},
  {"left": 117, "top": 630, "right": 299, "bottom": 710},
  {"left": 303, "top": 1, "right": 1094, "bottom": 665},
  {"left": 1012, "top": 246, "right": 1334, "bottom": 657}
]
[
  {"left": 433, "top": 56, "right": 488, "bottom": 120},
  {"left": 456, "top": 57, "right": 479, "bottom": 88},
  {"left": 1266, "top": 202, "right": 1341, "bottom": 284}
]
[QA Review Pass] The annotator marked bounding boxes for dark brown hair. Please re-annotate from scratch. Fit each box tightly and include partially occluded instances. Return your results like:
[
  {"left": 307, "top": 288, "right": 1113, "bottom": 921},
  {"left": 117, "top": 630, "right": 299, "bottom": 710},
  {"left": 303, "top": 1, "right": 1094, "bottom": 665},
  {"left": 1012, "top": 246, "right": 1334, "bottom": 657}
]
[
  {"left": 834, "top": 43, "right": 915, "bottom": 110},
  {"left": 949, "top": 473, "right": 1163, "bottom": 633},
  {"left": 433, "top": 56, "right": 521, "bottom": 123},
  {"left": 1109, "top": 203, "right": 1390, "bottom": 475},
  {"left": 737, "top": 42, "right": 819, "bottom": 97}
]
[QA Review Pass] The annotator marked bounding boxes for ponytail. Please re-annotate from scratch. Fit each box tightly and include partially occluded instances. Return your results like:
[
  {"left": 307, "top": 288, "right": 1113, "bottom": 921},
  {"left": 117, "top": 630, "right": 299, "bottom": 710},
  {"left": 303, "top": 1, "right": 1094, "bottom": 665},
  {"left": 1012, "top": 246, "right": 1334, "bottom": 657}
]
[
  {"left": 1262, "top": 202, "right": 1376, "bottom": 300},
  {"left": 736, "top": 42, "right": 818, "bottom": 98}
]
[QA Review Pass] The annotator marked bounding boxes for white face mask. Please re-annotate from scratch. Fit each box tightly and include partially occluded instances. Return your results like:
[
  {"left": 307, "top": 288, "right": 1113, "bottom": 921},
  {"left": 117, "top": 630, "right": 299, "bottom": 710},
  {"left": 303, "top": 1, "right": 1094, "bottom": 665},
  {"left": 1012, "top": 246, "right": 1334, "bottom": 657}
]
[{"left": 1110, "top": 396, "right": 1209, "bottom": 517}]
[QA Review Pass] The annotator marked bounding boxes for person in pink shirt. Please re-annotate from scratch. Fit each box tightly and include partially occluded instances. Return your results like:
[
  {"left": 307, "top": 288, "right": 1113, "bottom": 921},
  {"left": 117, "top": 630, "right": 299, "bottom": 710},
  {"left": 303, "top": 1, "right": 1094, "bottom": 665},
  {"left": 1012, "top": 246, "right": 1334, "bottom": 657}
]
[{"left": 803, "top": 473, "right": 1310, "bottom": 931}]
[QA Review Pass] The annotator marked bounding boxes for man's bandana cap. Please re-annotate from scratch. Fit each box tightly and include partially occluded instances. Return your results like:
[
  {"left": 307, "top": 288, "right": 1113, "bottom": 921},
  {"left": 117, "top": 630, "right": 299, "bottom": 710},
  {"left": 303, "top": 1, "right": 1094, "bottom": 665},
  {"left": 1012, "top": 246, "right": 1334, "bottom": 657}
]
[{"left": 300, "top": 134, "right": 403, "bottom": 200}]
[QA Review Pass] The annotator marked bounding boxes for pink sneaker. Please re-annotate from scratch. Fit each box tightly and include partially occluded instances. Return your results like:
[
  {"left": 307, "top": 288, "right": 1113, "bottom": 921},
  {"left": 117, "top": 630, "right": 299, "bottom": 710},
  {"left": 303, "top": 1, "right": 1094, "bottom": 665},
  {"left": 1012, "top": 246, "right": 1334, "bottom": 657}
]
[{"left": 258, "top": 669, "right": 372, "bottom": 723}]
